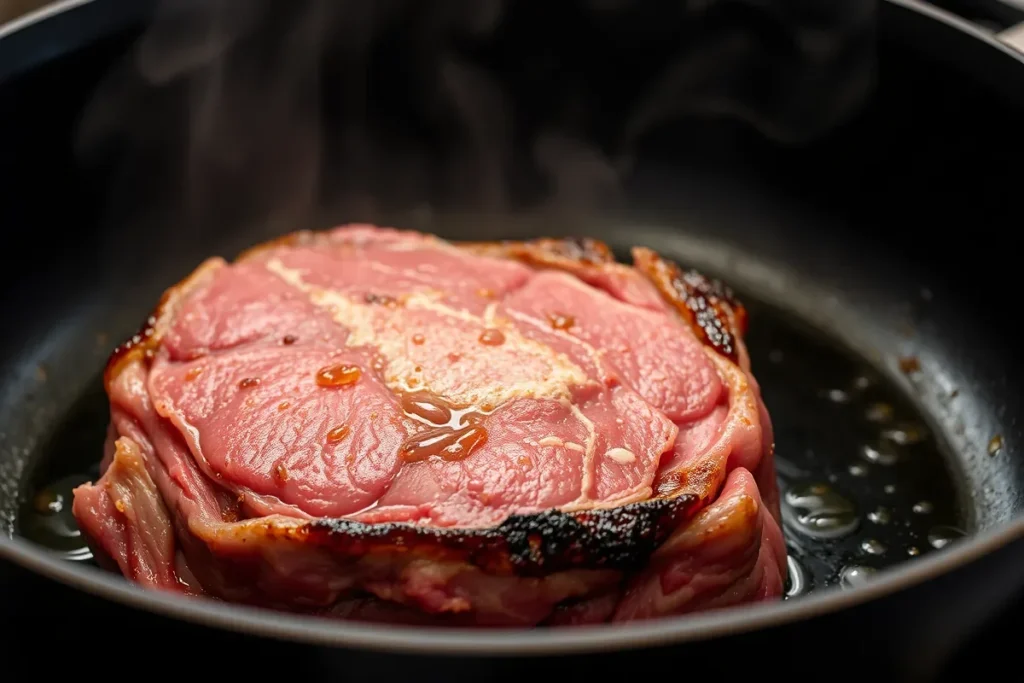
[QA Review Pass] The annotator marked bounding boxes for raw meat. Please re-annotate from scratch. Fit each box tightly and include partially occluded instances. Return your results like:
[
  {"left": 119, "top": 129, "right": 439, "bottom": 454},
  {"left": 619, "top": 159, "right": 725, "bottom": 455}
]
[{"left": 72, "top": 224, "right": 786, "bottom": 626}]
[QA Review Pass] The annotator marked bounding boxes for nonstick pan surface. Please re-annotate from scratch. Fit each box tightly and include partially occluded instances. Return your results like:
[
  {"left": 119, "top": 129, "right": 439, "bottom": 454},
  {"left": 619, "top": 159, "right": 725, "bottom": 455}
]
[{"left": 1, "top": 0, "right": 1023, "bottom": 662}]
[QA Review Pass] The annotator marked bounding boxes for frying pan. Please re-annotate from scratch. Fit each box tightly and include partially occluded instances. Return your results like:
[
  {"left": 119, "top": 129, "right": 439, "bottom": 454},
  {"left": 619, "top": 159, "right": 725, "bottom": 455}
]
[{"left": 1, "top": 0, "right": 1023, "bottom": 678}]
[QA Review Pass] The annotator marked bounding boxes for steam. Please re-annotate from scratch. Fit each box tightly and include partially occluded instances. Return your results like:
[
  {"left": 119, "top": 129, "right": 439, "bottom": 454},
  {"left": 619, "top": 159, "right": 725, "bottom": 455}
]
[{"left": 76, "top": 0, "right": 874, "bottom": 262}]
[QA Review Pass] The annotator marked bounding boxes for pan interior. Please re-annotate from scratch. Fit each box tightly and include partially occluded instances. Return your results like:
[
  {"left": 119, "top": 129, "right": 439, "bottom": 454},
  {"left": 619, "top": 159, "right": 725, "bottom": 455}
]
[{"left": 2, "top": 0, "right": 1023, "bottom": 631}]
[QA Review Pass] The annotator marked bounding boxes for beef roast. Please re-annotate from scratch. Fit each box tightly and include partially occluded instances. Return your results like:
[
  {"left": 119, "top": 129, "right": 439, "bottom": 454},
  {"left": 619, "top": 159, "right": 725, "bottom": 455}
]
[{"left": 72, "top": 224, "right": 786, "bottom": 626}]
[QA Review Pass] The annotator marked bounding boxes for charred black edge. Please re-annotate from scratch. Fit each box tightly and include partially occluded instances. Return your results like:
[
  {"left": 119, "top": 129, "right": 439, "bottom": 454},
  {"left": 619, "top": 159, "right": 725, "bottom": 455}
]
[
  {"left": 632, "top": 247, "right": 747, "bottom": 363},
  {"left": 307, "top": 494, "right": 700, "bottom": 578}
]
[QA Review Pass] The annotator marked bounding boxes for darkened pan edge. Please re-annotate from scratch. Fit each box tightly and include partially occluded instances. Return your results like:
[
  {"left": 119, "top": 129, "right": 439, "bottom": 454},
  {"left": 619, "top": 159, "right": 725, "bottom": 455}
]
[{"left": 1, "top": 0, "right": 1023, "bottom": 655}]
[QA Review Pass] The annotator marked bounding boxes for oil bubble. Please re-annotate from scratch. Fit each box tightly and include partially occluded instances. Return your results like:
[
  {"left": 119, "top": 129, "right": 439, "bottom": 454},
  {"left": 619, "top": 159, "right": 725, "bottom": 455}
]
[
  {"left": 20, "top": 474, "right": 93, "bottom": 562},
  {"left": 907, "top": 546, "right": 921, "bottom": 556},
  {"left": 861, "top": 441, "right": 899, "bottom": 466},
  {"left": 823, "top": 389, "right": 850, "bottom": 404},
  {"left": 784, "top": 555, "right": 808, "bottom": 599},
  {"left": 882, "top": 423, "right": 927, "bottom": 446},
  {"left": 782, "top": 483, "right": 859, "bottom": 540},
  {"left": 839, "top": 565, "right": 877, "bottom": 589},
  {"left": 865, "top": 403, "right": 894, "bottom": 423},
  {"left": 852, "top": 376, "right": 872, "bottom": 391},
  {"left": 848, "top": 464, "right": 868, "bottom": 477},
  {"left": 884, "top": 484, "right": 896, "bottom": 494},
  {"left": 868, "top": 507, "right": 891, "bottom": 525},
  {"left": 928, "top": 526, "right": 966, "bottom": 550},
  {"left": 912, "top": 501, "right": 933, "bottom": 514},
  {"left": 861, "top": 539, "right": 886, "bottom": 555}
]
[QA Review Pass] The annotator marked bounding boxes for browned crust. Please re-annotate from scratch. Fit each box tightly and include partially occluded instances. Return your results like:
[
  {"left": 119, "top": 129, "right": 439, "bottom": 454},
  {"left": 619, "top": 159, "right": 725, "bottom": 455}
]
[
  {"left": 632, "top": 246, "right": 747, "bottom": 362},
  {"left": 304, "top": 494, "right": 701, "bottom": 576},
  {"left": 100, "top": 226, "right": 751, "bottom": 577}
]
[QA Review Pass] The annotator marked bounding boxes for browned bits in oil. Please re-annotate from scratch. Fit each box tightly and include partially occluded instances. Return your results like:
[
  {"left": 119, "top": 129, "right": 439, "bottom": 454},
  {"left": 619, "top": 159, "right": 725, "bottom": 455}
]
[
  {"left": 238, "top": 377, "right": 261, "bottom": 389},
  {"left": 277, "top": 401, "right": 291, "bottom": 411},
  {"left": 316, "top": 364, "right": 362, "bottom": 387},
  {"left": 988, "top": 434, "right": 1004, "bottom": 456},
  {"left": 401, "top": 424, "right": 488, "bottom": 463},
  {"left": 282, "top": 335, "right": 297, "bottom": 345},
  {"left": 185, "top": 367, "right": 203, "bottom": 382},
  {"left": 412, "top": 334, "right": 425, "bottom": 345},
  {"left": 275, "top": 464, "right": 290, "bottom": 483},
  {"left": 327, "top": 425, "right": 351, "bottom": 443},
  {"left": 114, "top": 499, "right": 126, "bottom": 513},
  {"left": 899, "top": 356, "right": 921, "bottom": 374},
  {"left": 478, "top": 328, "right": 506, "bottom": 346},
  {"left": 518, "top": 455, "right": 532, "bottom": 468},
  {"left": 477, "top": 288, "right": 495, "bottom": 299},
  {"left": 548, "top": 312, "right": 575, "bottom": 331}
]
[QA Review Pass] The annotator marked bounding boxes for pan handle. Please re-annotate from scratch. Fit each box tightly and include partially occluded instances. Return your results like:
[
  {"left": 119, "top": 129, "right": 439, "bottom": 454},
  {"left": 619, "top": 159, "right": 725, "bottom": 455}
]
[
  {"left": 927, "top": 0, "right": 1024, "bottom": 51},
  {"left": 997, "top": 19, "right": 1024, "bottom": 51}
]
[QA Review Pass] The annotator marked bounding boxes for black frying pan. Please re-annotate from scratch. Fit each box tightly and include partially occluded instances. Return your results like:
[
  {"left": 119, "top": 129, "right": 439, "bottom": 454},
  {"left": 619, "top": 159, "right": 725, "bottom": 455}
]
[{"left": 1, "top": 0, "right": 1023, "bottom": 679}]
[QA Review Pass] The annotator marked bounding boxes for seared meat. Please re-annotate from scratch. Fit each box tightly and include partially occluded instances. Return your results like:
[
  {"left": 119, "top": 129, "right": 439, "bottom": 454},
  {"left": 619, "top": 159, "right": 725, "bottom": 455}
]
[{"left": 72, "top": 225, "right": 785, "bottom": 626}]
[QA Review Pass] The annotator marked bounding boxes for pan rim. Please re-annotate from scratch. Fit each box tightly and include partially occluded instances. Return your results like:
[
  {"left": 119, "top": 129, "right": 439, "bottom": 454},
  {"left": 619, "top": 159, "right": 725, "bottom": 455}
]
[
  {"left": 2, "top": 0, "right": 1024, "bottom": 654},
  {"left": 1, "top": 520, "right": 1022, "bottom": 653}
]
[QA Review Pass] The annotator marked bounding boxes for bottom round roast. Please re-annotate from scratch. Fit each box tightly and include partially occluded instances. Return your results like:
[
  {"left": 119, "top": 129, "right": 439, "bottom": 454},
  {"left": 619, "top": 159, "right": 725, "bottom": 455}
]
[{"left": 72, "top": 224, "right": 786, "bottom": 626}]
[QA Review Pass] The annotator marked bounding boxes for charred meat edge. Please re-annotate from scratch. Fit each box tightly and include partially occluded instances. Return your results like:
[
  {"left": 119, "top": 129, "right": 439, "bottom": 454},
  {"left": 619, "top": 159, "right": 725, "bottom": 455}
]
[{"left": 103, "top": 229, "right": 749, "bottom": 576}]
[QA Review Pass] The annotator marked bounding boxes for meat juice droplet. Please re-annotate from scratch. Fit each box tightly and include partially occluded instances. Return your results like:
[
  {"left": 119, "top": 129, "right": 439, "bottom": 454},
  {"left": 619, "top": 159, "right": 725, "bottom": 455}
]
[
  {"left": 548, "top": 312, "right": 575, "bottom": 330},
  {"left": 327, "top": 425, "right": 351, "bottom": 442},
  {"left": 238, "top": 377, "right": 261, "bottom": 389},
  {"left": 401, "top": 424, "right": 488, "bottom": 463},
  {"left": 412, "top": 334, "right": 425, "bottom": 345},
  {"left": 316, "top": 364, "right": 361, "bottom": 387},
  {"left": 782, "top": 483, "right": 859, "bottom": 539},
  {"left": 401, "top": 392, "right": 453, "bottom": 426},
  {"left": 478, "top": 328, "right": 505, "bottom": 346}
]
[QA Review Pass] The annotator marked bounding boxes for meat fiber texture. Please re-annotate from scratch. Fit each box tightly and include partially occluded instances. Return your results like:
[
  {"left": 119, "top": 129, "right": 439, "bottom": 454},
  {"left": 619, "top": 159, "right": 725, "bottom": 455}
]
[{"left": 72, "top": 225, "right": 786, "bottom": 627}]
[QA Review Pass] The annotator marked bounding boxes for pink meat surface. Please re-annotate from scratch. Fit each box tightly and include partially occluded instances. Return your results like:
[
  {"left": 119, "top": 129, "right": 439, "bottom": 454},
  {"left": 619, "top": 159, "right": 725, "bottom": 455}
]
[{"left": 72, "top": 224, "right": 786, "bottom": 626}]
